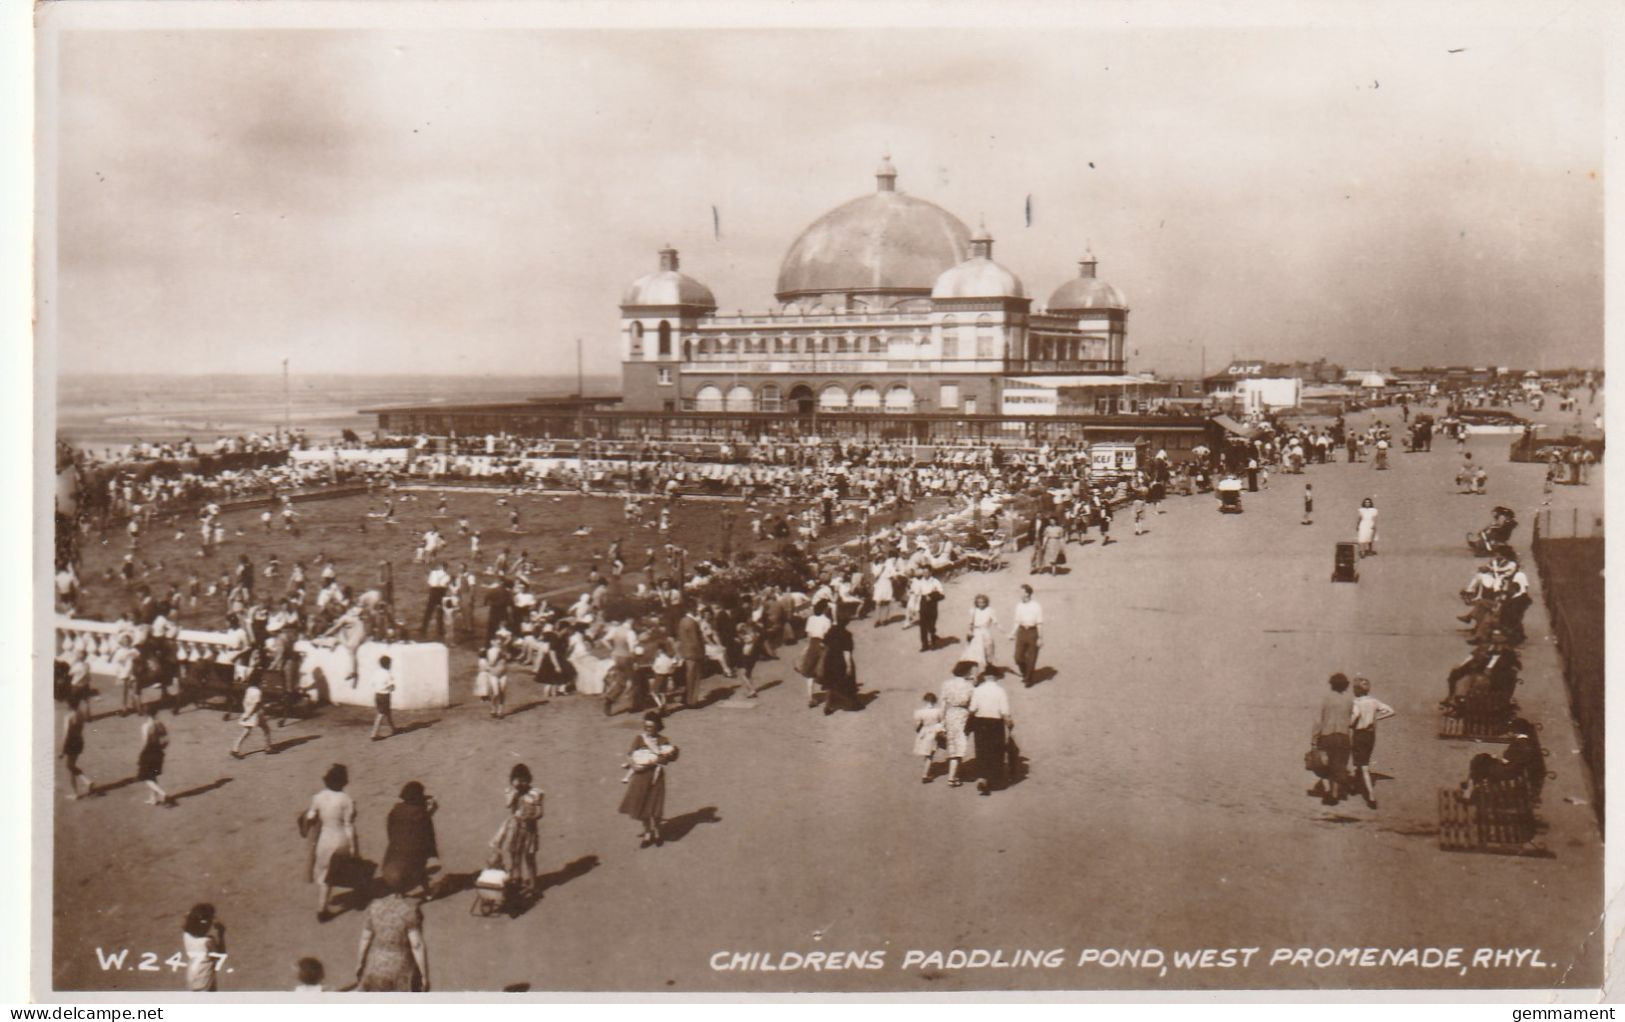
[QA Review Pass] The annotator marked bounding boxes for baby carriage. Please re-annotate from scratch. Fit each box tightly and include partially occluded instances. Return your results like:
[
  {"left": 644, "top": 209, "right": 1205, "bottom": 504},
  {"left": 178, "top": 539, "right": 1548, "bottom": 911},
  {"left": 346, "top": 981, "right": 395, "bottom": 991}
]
[
  {"left": 470, "top": 861, "right": 519, "bottom": 917},
  {"left": 1216, "top": 479, "right": 1244, "bottom": 514}
]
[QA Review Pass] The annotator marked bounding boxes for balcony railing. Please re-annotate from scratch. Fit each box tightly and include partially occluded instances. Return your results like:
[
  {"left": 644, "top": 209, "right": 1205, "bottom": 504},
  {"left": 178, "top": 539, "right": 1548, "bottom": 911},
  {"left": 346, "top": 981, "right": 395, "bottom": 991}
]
[
  {"left": 676, "top": 357, "right": 1125, "bottom": 375},
  {"left": 1007, "top": 359, "right": 1123, "bottom": 374},
  {"left": 701, "top": 311, "right": 929, "bottom": 327}
]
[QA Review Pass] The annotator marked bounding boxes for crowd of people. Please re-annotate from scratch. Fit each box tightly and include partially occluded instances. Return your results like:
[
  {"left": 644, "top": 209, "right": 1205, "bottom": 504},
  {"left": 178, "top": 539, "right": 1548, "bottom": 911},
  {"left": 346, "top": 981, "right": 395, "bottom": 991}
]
[{"left": 55, "top": 386, "right": 1601, "bottom": 991}]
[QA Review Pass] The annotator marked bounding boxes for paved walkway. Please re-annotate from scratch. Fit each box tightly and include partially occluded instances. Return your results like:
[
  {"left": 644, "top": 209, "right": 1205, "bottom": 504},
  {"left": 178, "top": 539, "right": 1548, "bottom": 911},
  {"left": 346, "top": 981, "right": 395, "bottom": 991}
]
[{"left": 51, "top": 409, "right": 1603, "bottom": 993}]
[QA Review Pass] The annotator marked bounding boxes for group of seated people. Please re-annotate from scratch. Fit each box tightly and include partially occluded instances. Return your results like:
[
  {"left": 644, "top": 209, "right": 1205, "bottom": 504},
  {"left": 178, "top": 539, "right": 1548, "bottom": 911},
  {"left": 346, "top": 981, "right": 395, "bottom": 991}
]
[
  {"left": 1454, "top": 545, "right": 1533, "bottom": 647},
  {"left": 1442, "top": 515, "right": 1549, "bottom": 809}
]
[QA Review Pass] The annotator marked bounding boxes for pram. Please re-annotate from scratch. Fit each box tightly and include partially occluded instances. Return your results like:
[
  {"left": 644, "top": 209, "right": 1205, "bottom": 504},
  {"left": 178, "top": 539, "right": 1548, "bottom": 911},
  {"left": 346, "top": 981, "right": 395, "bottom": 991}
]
[
  {"left": 470, "top": 864, "right": 519, "bottom": 917},
  {"left": 1216, "top": 479, "right": 1243, "bottom": 514}
]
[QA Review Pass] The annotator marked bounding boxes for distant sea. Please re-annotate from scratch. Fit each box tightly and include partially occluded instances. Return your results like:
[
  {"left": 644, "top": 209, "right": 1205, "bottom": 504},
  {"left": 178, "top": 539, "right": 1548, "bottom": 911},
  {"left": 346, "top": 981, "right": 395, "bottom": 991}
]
[{"left": 55, "top": 373, "right": 622, "bottom": 451}]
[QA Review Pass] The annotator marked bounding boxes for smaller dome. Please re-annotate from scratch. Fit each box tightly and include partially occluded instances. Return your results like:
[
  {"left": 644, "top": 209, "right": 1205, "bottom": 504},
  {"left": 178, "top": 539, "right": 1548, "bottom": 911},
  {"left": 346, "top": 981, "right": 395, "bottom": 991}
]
[
  {"left": 932, "top": 259, "right": 1026, "bottom": 300},
  {"left": 930, "top": 224, "right": 1026, "bottom": 300},
  {"left": 1047, "top": 250, "right": 1127, "bottom": 311},
  {"left": 621, "top": 246, "right": 717, "bottom": 309}
]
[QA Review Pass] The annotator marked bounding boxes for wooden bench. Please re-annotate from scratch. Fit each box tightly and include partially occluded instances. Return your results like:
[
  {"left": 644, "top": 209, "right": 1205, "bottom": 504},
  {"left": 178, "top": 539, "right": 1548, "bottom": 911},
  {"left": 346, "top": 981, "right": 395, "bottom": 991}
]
[
  {"left": 1437, "top": 713, "right": 1520, "bottom": 742},
  {"left": 1436, "top": 677, "right": 1520, "bottom": 741},
  {"left": 1437, "top": 777, "right": 1551, "bottom": 857},
  {"left": 963, "top": 538, "right": 1006, "bottom": 573}
]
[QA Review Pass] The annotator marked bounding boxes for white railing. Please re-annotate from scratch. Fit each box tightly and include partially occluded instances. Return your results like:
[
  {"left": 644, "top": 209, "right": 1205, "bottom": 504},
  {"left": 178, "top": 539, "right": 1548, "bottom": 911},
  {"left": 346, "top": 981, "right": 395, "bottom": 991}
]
[{"left": 55, "top": 616, "right": 450, "bottom": 710}]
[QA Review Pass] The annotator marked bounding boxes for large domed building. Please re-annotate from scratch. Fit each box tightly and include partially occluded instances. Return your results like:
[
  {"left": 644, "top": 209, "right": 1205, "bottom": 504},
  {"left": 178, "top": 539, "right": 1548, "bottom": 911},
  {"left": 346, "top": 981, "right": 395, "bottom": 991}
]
[{"left": 619, "top": 159, "right": 1158, "bottom": 418}]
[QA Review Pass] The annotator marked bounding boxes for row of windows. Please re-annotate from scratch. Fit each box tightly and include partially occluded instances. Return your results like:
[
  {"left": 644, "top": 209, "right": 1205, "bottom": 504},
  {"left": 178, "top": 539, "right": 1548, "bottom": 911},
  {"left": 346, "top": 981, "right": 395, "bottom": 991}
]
[
  {"left": 689, "top": 382, "right": 925, "bottom": 413},
  {"left": 629, "top": 318, "right": 1010, "bottom": 359}
]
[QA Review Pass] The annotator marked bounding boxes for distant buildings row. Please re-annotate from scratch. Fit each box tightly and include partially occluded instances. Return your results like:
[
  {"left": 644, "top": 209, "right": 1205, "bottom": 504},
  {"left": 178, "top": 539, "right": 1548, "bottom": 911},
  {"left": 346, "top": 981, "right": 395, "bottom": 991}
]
[
  {"left": 1178, "top": 361, "right": 1601, "bottom": 413},
  {"left": 360, "top": 157, "right": 1600, "bottom": 436}
]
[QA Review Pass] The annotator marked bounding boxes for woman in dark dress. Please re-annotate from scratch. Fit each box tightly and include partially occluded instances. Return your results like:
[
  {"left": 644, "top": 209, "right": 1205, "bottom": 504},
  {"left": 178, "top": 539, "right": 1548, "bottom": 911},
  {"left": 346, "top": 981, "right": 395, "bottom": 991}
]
[
  {"left": 531, "top": 625, "right": 567, "bottom": 697},
  {"left": 381, "top": 782, "right": 439, "bottom": 900},
  {"left": 135, "top": 700, "right": 172, "bottom": 807},
  {"left": 618, "top": 713, "right": 676, "bottom": 847},
  {"left": 819, "top": 615, "right": 860, "bottom": 714}
]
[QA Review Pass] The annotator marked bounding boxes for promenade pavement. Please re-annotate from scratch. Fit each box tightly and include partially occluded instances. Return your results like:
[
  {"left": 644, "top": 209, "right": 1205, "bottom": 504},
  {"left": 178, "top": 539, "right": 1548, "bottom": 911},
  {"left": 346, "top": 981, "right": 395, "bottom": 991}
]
[{"left": 50, "top": 408, "right": 1603, "bottom": 993}]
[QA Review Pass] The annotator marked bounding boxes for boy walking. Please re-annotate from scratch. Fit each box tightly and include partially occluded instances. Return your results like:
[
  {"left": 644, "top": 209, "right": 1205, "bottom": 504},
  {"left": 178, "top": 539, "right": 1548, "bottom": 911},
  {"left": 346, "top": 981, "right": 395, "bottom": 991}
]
[
  {"left": 1350, "top": 677, "right": 1396, "bottom": 809},
  {"left": 370, "top": 655, "right": 398, "bottom": 740}
]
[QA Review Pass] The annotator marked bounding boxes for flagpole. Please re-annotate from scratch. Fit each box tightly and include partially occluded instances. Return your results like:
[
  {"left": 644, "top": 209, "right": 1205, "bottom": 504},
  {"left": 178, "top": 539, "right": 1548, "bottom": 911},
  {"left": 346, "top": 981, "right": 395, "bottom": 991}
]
[{"left": 282, "top": 357, "right": 291, "bottom": 435}]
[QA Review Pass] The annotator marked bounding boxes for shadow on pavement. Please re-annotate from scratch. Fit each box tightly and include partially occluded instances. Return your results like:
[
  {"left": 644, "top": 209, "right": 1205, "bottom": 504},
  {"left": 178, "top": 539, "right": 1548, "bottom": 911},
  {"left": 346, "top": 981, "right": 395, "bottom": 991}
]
[
  {"left": 171, "top": 777, "right": 234, "bottom": 803},
  {"left": 270, "top": 734, "right": 322, "bottom": 754},
  {"left": 501, "top": 700, "right": 549, "bottom": 718},
  {"left": 1025, "top": 666, "right": 1058, "bottom": 688},
  {"left": 537, "top": 854, "right": 600, "bottom": 894},
  {"left": 661, "top": 806, "right": 720, "bottom": 843}
]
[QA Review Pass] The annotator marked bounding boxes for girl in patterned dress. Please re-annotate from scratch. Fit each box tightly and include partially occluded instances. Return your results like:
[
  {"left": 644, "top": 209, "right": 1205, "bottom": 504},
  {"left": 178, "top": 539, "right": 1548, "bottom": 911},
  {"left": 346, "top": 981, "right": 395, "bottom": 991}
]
[
  {"left": 912, "top": 693, "right": 944, "bottom": 783},
  {"left": 492, "top": 764, "right": 543, "bottom": 894},
  {"left": 939, "top": 664, "right": 975, "bottom": 788}
]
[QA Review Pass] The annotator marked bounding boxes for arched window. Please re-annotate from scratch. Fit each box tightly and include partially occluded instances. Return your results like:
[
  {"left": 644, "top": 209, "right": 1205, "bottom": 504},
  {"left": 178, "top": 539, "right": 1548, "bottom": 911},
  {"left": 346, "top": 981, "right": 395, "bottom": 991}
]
[
  {"left": 682, "top": 339, "right": 694, "bottom": 362},
  {"left": 976, "top": 314, "right": 996, "bottom": 359},
  {"left": 852, "top": 384, "right": 880, "bottom": 411},
  {"left": 837, "top": 335, "right": 851, "bottom": 354},
  {"left": 819, "top": 384, "right": 848, "bottom": 410},
  {"left": 758, "top": 384, "right": 782, "bottom": 412},
  {"left": 657, "top": 321, "right": 672, "bottom": 357},
  {"left": 885, "top": 384, "right": 916, "bottom": 412},
  {"left": 694, "top": 385, "right": 724, "bottom": 411},
  {"left": 868, "top": 335, "right": 884, "bottom": 354},
  {"left": 725, "top": 385, "right": 754, "bottom": 412},
  {"left": 629, "top": 321, "right": 644, "bottom": 358},
  {"left": 941, "top": 315, "right": 958, "bottom": 360}
]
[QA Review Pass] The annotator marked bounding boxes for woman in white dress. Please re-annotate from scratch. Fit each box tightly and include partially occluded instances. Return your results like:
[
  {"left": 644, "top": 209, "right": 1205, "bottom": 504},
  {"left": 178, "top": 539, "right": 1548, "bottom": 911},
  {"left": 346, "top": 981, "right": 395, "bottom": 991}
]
[
  {"left": 565, "top": 622, "right": 607, "bottom": 696},
  {"left": 304, "top": 763, "right": 358, "bottom": 922},
  {"left": 1356, "top": 497, "right": 1380, "bottom": 558},
  {"left": 963, "top": 594, "right": 999, "bottom": 671}
]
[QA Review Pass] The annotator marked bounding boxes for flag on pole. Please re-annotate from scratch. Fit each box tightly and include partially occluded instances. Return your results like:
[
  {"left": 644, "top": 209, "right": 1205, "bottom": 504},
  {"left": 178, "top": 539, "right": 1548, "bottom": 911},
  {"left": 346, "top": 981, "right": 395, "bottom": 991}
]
[{"left": 1024, "top": 194, "right": 1032, "bottom": 227}]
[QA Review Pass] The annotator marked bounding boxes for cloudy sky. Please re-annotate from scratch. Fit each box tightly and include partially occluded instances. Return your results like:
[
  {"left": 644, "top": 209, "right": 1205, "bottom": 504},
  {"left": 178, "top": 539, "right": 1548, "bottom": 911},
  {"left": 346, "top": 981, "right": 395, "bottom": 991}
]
[{"left": 44, "top": 7, "right": 1605, "bottom": 378}]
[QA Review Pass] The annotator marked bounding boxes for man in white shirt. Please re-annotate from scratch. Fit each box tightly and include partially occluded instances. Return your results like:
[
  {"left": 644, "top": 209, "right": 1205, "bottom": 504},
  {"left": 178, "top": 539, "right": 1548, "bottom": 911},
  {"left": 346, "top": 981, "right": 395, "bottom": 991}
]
[
  {"left": 1349, "top": 677, "right": 1396, "bottom": 809},
  {"left": 1500, "top": 566, "right": 1533, "bottom": 643},
  {"left": 969, "top": 670, "right": 1014, "bottom": 795},
  {"left": 912, "top": 570, "right": 944, "bottom": 651},
  {"left": 1008, "top": 585, "right": 1044, "bottom": 685},
  {"left": 421, "top": 562, "right": 452, "bottom": 641},
  {"left": 112, "top": 636, "right": 140, "bottom": 716}
]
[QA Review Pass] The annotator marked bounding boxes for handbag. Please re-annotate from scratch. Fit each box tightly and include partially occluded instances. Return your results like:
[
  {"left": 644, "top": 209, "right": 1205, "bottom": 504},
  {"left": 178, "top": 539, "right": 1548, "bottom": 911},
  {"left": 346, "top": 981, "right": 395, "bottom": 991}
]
[
  {"left": 297, "top": 810, "right": 315, "bottom": 839},
  {"left": 1304, "top": 746, "right": 1330, "bottom": 775},
  {"left": 1056, "top": 548, "right": 1068, "bottom": 566}
]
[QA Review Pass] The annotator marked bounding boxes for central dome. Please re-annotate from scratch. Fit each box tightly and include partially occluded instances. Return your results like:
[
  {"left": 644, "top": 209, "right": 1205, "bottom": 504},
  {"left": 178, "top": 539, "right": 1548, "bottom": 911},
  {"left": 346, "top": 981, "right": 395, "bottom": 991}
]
[{"left": 775, "top": 158, "right": 972, "bottom": 305}]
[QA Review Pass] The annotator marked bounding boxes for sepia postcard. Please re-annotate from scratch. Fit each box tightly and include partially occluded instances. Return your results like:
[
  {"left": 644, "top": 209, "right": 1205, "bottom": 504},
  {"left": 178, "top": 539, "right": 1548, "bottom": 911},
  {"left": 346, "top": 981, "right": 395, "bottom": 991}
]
[{"left": 28, "top": 0, "right": 1619, "bottom": 1003}]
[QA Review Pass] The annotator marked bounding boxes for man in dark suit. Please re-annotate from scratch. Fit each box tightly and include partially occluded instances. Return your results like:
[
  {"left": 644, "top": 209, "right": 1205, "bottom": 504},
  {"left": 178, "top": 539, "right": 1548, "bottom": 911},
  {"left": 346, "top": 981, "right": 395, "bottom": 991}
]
[
  {"left": 676, "top": 610, "right": 705, "bottom": 707},
  {"left": 484, "top": 579, "right": 513, "bottom": 644}
]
